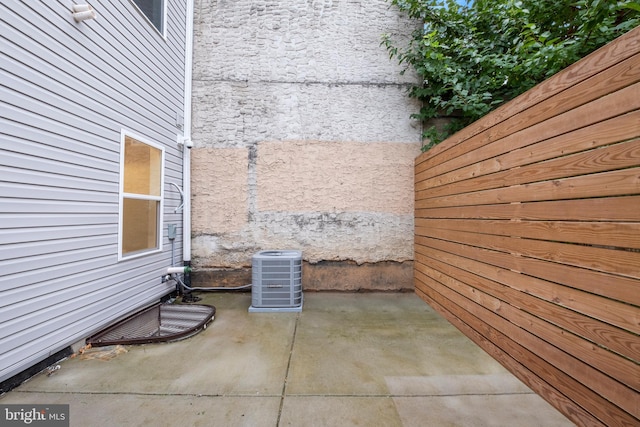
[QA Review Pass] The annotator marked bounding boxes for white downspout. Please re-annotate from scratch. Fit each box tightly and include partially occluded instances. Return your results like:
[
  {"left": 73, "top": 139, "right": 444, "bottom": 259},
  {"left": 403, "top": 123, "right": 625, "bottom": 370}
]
[{"left": 182, "top": 0, "right": 194, "bottom": 263}]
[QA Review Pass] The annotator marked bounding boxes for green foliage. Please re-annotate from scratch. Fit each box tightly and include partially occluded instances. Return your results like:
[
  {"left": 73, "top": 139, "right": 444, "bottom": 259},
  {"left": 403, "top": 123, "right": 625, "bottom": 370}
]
[{"left": 383, "top": 0, "right": 640, "bottom": 150}]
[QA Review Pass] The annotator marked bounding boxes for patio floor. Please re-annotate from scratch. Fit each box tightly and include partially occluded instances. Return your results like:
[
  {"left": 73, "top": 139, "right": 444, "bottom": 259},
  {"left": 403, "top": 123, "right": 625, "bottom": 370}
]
[{"left": 1, "top": 292, "right": 573, "bottom": 426}]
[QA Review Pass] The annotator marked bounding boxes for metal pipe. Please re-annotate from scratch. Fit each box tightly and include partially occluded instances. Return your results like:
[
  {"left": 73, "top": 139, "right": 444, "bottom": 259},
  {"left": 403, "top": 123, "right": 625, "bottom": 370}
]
[
  {"left": 182, "top": 0, "right": 194, "bottom": 263},
  {"left": 171, "top": 273, "right": 251, "bottom": 292}
]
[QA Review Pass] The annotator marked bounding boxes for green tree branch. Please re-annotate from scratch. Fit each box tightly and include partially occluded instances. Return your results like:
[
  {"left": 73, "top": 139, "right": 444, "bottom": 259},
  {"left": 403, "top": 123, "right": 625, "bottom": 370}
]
[{"left": 383, "top": 0, "right": 640, "bottom": 150}]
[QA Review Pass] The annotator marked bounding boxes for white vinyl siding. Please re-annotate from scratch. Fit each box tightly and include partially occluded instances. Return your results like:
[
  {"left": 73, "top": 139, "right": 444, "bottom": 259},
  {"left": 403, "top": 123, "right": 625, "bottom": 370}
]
[{"left": 0, "top": 0, "right": 188, "bottom": 383}]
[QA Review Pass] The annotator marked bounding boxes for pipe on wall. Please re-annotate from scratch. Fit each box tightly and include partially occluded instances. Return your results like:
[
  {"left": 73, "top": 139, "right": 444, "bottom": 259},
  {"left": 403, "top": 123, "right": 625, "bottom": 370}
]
[{"left": 182, "top": 0, "right": 194, "bottom": 263}]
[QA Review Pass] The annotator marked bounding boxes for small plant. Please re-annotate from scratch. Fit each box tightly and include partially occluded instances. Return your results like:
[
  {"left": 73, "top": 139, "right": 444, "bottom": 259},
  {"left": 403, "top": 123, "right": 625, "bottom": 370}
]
[{"left": 383, "top": 0, "right": 640, "bottom": 150}]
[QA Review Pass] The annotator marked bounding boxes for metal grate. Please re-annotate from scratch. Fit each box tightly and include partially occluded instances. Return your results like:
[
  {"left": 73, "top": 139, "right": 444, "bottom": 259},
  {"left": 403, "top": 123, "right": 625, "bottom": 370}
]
[{"left": 87, "top": 303, "right": 215, "bottom": 346}]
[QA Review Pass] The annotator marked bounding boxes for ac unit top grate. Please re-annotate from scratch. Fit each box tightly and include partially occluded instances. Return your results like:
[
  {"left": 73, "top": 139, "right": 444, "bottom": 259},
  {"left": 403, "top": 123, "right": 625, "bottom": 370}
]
[{"left": 252, "top": 250, "right": 302, "bottom": 259}]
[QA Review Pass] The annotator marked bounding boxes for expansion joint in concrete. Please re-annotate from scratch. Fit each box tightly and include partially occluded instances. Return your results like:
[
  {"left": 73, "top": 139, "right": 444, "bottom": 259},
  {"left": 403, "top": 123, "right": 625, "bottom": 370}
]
[{"left": 277, "top": 312, "right": 300, "bottom": 426}]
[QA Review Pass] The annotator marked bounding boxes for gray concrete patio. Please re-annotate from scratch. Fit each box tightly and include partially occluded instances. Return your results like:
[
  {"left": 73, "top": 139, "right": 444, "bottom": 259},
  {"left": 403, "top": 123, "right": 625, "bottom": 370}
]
[{"left": 1, "top": 292, "right": 573, "bottom": 426}]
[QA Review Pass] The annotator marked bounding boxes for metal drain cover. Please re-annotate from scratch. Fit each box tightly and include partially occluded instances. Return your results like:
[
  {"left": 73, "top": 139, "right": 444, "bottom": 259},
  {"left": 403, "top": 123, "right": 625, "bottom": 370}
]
[{"left": 87, "top": 303, "right": 215, "bottom": 346}]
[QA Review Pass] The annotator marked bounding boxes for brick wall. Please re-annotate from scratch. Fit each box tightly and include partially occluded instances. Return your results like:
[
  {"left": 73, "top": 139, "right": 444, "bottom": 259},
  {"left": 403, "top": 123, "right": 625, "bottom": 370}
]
[{"left": 191, "top": 0, "right": 421, "bottom": 290}]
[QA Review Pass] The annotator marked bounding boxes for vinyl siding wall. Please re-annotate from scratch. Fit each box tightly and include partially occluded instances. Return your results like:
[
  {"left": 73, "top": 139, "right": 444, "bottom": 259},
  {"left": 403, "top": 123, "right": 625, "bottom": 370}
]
[{"left": 0, "top": 0, "right": 188, "bottom": 383}]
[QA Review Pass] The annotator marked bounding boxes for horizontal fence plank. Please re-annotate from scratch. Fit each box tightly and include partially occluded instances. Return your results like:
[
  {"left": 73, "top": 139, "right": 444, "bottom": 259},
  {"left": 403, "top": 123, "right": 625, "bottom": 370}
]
[
  {"left": 416, "top": 218, "right": 640, "bottom": 250},
  {"left": 416, "top": 269, "right": 639, "bottom": 421},
  {"left": 415, "top": 27, "right": 640, "bottom": 427},
  {"left": 422, "top": 227, "right": 640, "bottom": 280},
  {"left": 414, "top": 285, "right": 608, "bottom": 427},
  {"left": 415, "top": 196, "right": 640, "bottom": 222},
  {"left": 416, "top": 167, "right": 640, "bottom": 207},
  {"left": 416, "top": 26, "right": 640, "bottom": 172},
  {"left": 417, "top": 137, "right": 640, "bottom": 198},
  {"left": 415, "top": 272, "right": 639, "bottom": 417},
  {"left": 415, "top": 254, "right": 639, "bottom": 389},
  {"left": 415, "top": 249, "right": 639, "bottom": 363},
  {"left": 417, "top": 111, "right": 640, "bottom": 193},
  {"left": 416, "top": 77, "right": 640, "bottom": 183},
  {"left": 415, "top": 276, "right": 639, "bottom": 426},
  {"left": 416, "top": 235, "right": 640, "bottom": 332}
]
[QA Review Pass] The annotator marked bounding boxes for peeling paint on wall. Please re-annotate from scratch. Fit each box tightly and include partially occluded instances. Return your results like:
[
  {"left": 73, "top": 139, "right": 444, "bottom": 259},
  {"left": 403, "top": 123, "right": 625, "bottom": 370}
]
[{"left": 191, "top": 0, "right": 422, "bottom": 290}]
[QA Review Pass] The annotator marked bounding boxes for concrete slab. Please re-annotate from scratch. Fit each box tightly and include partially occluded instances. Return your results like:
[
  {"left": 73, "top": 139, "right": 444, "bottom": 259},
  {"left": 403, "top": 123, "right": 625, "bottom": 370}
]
[
  {"left": 16, "top": 293, "right": 295, "bottom": 396},
  {"left": 280, "top": 396, "right": 403, "bottom": 427},
  {"left": 286, "top": 293, "right": 508, "bottom": 395},
  {"left": 393, "top": 394, "right": 573, "bottom": 427},
  {"left": 1, "top": 292, "right": 573, "bottom": 427},
  {"left": 0, "top": 392, "right": 280, "bottom": 427},
  {"left": 384, "top": 373, "right": 533, "bottom": 395}
]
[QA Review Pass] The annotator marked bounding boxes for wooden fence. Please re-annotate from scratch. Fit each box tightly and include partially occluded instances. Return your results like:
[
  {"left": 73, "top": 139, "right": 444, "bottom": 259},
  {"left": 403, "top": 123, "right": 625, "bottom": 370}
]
[{"left": 414, "top": 26, "right": 640, "bottom": 427}]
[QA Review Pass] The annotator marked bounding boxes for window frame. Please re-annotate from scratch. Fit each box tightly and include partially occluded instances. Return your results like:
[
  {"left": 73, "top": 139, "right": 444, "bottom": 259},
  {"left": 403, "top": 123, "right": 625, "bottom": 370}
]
[
  {"left": 118, "top": 130, "right": 165, "bottom": 261},
  {"left": 130, "top": 0, "right": 167, "bottom": 38}
]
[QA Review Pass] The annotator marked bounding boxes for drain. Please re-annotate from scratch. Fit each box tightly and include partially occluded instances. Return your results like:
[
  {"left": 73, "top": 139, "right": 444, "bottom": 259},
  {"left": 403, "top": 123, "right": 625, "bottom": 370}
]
[{"left": 87, "top": 303, "right": 215, "bottom": 346}]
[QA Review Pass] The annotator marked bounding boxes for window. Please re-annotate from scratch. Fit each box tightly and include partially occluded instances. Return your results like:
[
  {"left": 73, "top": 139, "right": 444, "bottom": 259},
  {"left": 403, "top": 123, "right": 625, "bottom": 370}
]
[
  {"left": 119, "top": 132, "right": 164, "bottom": 260},
  {"left": 131, "top": 0, "right": 165, "bottom": 34}
]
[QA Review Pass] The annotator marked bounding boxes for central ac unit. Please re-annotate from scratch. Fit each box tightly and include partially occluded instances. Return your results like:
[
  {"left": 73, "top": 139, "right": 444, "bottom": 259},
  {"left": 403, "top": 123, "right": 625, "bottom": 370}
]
[{"left": 249, "top": 250, "right": 303, "bottom": 313}]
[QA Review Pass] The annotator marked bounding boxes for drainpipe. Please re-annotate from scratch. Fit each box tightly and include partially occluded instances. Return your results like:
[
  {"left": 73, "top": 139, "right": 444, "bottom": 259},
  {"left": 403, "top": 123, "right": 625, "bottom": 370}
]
[
  {"left": 183, "top": 0, "right": 194, "bottom": 264},
  {"left": 181, "top": 0, "right": 195, "bottom": 299}
]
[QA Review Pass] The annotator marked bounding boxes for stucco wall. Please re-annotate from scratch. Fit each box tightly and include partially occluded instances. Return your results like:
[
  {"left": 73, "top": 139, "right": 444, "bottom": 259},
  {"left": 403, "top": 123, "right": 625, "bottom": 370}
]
[{"left": 191, "top": 0, "right": 421, "bottom": 290}]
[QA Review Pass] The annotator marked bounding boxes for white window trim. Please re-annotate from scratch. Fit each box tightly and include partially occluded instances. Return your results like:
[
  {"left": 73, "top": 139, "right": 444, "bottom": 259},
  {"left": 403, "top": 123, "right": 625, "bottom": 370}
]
[
  {"left": 130, "top": 0, "right": 167, "bottom": 39},
  {"left": 118, "top": 129, "right": 165, "bottom": 262}
]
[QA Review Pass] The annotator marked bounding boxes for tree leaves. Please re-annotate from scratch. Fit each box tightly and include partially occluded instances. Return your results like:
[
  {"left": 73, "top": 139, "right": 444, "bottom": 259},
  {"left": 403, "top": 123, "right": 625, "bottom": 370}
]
[{"left": 384, "top": 0, "right": 640, "bottom": 150}]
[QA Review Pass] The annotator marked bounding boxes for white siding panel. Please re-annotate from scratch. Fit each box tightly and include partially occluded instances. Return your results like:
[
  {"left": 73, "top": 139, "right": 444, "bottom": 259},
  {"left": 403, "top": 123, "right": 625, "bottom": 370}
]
[
  {"left": 0, "top": 244, "right": 115, "bottom": 277},
  {"left": 0, "top": 257, "right": 172, "bottom": 313},
  {"left": 1, "top": 167, "right": 115, "bottom": 193},
  {"left": 0, "top": 268, "right": 168, "bottom": 341},
  {"left": 0, "top": 225, "right": 114, "bottom": 246},
  {"left": 4, "top": 1, "right": 182, "bottom": 113},
  {"left": 2, "top": 88, "right": 117, "bottom": 143},
  {"left": 0, "top": 261, "right": 165, "bottom": 323},
  {"left": 2, "top": 249, "right": 111, "bottom": 280},
  {"left": 94, "top": 4, "right": 182, "bottom": 93},
  {"left": 2, "top": 48, "right": 176, "bottom": 141},
  {"left": 0, "top": 239, "right": 114, "bottom": 267},
  {"left": 0, "top": 199, "right": 116, "bottom": 214},
  {"left": 0, "top": 118, "right": 119, "bottom": 162},
  {"left": 0, "top": 182, "right": 114, "bottom": 203},
  {"left": 1, "top": 141, "right": 116, "bottom": 180},
  {"left": 0, "top": 214, "right": 115, "bottom": 229},
  {"left": 0, "top": 0, "right": 188, "bottom": 383},
  {"left": 1, "top": 109, "right": 119, "bottom": 157}
]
